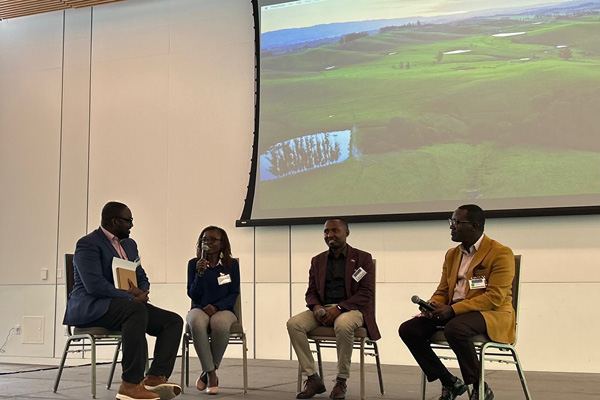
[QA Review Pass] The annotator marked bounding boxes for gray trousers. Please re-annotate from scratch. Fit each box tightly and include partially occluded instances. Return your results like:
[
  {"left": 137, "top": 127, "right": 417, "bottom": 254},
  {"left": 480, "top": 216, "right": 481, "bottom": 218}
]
[
  {"left": 287, "top": 308, "right": 364, "bottom": 379},
  {"left": 186, "top": 308, "right": 237, "bottom": 372}
]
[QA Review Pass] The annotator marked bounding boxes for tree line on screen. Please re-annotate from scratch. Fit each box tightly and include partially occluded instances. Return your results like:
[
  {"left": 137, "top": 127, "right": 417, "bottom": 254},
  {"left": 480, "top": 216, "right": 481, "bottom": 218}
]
[{"left": 266, "top": 134, "right": 342, "bottom": 178}]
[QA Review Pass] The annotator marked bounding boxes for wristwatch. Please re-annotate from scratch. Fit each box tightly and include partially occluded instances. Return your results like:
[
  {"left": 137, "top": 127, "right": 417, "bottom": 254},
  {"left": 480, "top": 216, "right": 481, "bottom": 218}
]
[{"left": 336, "top": 305, "right": 344, "bottom": 312}]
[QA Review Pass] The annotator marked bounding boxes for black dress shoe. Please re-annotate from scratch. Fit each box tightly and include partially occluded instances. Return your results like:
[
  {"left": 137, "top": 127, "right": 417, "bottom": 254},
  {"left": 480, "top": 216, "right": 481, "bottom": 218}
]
[
  {"left": 439, "top": 376, "right": 468, "bottom": 400},
  {"left": 297, "top": 374, "right": 327, "bottom": 399},
  {"left": 469, "top": 382, "right": 494, "bottom": 400}
]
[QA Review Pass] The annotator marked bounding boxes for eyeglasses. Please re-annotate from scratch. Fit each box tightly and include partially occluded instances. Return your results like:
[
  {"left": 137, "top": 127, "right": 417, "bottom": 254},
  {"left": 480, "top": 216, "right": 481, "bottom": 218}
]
[
  {"left": 201, "top": 237, "right": 222, "bottom": 244},
  {"left": 115, "top": 217, "right": 133, "bottom": 224},
  {"left": 448, "top": 219, "right": 473, "bottom": 227}
]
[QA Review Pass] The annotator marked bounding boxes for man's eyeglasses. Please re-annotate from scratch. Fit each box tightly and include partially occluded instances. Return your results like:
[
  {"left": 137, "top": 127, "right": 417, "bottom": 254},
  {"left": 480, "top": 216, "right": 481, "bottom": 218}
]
[
  {"left": 201, "top": 237, "right": 222, "bottom": 244},
  {"left": 448, "top": 219, "right": 473, "bottom": 227},
  {"left": 115, "top": 217, "right": 133, "bottom": 224}
]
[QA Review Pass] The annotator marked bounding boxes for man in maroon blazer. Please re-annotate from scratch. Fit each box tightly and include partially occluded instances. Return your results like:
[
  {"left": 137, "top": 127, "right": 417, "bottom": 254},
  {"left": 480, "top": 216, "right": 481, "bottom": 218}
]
[{"left": 287, "top": 218, "right": 380, "bottom": 400}]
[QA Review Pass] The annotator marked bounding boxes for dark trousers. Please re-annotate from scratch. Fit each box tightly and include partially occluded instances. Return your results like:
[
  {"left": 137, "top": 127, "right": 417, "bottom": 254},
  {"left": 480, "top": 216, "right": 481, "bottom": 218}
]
[
  {"left": 80, "top": 298, "right": 183, "bottom": 383},
  {"left": 398, "top": 312, "right": 487, "bottom": 385}
]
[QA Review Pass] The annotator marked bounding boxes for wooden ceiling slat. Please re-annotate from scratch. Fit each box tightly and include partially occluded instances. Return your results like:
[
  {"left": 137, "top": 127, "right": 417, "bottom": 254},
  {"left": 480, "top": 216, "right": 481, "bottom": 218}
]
[
  {"left": 0, "top": 2, "right": 62, "bottom": 10},
  {"left": 0, "top": 6, "right": 67, "bottom": 14},
  {"left": 0, "top": 0, "right": 130, "bottom": 20},
  {"left": 0, "top": 3, "right": 65, "bottom": 10}
]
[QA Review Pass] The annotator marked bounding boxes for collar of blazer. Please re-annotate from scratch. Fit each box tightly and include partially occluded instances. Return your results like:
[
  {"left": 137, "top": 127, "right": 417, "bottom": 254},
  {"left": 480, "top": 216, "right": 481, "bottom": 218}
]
[
  {"left": 448, "top": 234, "right": 492, "bottom": 293},
  {"left": 95, "top": 227, "right": 124, "bottom": 260}
]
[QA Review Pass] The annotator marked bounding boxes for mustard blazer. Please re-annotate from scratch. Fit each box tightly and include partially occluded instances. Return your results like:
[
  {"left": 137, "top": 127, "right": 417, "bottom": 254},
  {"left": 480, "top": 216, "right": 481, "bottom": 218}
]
[{"left": 429, "top": 234, "right": 516, "bottom": 344}]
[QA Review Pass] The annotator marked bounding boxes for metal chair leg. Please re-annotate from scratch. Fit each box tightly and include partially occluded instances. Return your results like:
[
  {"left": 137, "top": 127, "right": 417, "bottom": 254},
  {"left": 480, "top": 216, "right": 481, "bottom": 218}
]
[
  {"left": 185, "top": 336, "right": 190, "bottom": 387},
  {"left": 315, "top": 341, "right": 324, "bottom": 379},
  {"left": 420, "top": 371, "right": 427, "bottom": 400},
  {"left": 90, "top": 338, "right": 97, "bottom": 398},
  {"left": 107, "top": 340, "right": 121, "bottom": 389},
  {"left": 511, "top": 348, "right": 532, "bottom": 400},
  {"left": 53, "top": 338, "right": 72, "bottom": 393},
  {"left": 479, "top": 348, "right": 486, "bottom": 400},
  {"left": 242, "top": 334, "right": 248, "bottom": 394},
  {"left": 359, "top": 339, "right": 366, "bottom": 400},
  {"left": 372, "top": 342, "right": 384, "bottom": 395},
  {"left": 180, "top": 336, "right": 186, "bottom": 393}
]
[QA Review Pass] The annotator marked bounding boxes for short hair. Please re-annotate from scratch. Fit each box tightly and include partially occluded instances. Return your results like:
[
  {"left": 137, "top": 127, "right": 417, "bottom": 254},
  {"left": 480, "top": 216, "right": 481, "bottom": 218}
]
[
  {"left": 325, "top": 217, "right": 349, "bottom": 231},
  {"left": 101, "top": 201, "right": 128, "bottom": 227},
  {"left": 197, "top": 226, "right": 233, "bottom": 268},
  {"left": 457, "top": 204, "right": 485, "bottom": 230}
]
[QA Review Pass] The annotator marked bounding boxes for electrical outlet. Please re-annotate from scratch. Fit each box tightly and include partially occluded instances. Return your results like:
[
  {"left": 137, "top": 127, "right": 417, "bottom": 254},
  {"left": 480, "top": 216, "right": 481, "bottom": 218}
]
[{"left": 15, "top": 325, "right": 21, "bottom": 335}]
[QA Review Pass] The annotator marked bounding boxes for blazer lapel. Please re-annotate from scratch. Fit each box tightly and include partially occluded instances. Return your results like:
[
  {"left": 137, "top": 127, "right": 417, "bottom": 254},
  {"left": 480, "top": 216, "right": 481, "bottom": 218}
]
[
  {"left": 95, "top": 228, "right": 120, "bottom": 259},
  {"left": 447, "top": 249, "right": 462, "bottom": 300},
  {"left": 467, "top": 234, "right": 492, "bottom": 279},
  {"left": 317, "top": 251, "right": 328, "bottom": 300},
  {"left": 344, "top": 245, "right": 357, "bottom": 294}
]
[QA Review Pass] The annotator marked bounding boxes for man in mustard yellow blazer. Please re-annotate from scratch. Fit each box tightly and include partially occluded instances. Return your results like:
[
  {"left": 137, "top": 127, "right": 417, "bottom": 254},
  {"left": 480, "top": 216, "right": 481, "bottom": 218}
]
[{"left": 399, "top": 204, "right": 515, "bottom": 400}]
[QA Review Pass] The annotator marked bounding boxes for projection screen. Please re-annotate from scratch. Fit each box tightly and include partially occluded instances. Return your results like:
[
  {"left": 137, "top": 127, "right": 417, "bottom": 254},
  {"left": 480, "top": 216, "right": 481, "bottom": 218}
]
[{"left": 239, "top": 0, "right": 600, "bottom": 226}]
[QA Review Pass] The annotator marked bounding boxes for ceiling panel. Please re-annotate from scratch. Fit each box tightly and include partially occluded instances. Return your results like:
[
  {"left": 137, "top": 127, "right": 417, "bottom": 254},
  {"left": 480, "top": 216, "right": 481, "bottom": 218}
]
[{"left": 0, "top": 0, "right": 130, "bottom": 20}]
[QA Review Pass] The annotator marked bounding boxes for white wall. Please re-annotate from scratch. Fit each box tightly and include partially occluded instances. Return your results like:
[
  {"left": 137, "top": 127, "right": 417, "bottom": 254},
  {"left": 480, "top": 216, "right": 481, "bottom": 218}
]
[{"left": 0, "top": 0, "right": 598, "bottom": 374}]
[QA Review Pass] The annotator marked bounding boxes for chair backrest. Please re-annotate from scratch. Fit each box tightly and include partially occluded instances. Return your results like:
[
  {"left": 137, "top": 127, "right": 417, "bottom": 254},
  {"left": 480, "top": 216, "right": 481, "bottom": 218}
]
[
  {"left": 65, "top": 253, "right": 75, "bottom": 300},
  {"left": 372, "top": 259, "right": 377, "bottom": 313},
  {"left": 512, "top": 255, "right": 522, "bottom": 344},
  {"left": 233, "top": 292, "right": 243, "bottom": 324},
  {"left": 64, "top": 253, "right": 77, "bottom": 333}
]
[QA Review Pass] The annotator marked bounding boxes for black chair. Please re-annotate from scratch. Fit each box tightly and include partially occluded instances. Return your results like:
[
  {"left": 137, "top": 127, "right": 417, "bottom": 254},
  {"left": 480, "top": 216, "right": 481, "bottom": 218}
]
[
  {"left": 53, "top": 254, "right": 123, "bottom": 399},
  {"left": 180, "top": 292, "right": 248, "bottom": 393},
  {"left": 420, "top": 255, "right": 532, "bottom": 400},
  {"left": 296, "top": 260, "right": 384, "bottom": 400}
]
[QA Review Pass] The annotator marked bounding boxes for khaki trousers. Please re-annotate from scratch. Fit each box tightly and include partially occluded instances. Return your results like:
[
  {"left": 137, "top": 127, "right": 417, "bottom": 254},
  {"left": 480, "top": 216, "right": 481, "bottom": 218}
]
[{"left": 287, "top": 308, "right": 364, "bottom": 379}]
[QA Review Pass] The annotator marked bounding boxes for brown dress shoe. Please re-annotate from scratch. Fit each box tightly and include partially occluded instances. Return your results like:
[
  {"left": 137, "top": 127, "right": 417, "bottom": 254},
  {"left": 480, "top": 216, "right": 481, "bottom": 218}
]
[
  {"left": 329, "top": 377, "right": 347, "bottom": 400},
  {"left": 142, "top": 375, "right": 182, "bottom": 400},
  {"left": 297, "top": 374, "right": 327, "bottom": 399},
  {"left": 116, "top": 381, "right": 160, "bottom": 400}
]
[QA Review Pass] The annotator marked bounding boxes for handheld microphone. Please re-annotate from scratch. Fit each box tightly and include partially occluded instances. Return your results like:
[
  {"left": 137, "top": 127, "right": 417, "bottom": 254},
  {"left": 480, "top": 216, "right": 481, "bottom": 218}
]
[
  {"left": 197, "top": 243, "right": 210, "bottom": 277},
  {"left": 316, "top": 308, "right": 326, "bottom": 317},
  {"left": 411, "top": 295, "right": 435, "bottom": 312}
]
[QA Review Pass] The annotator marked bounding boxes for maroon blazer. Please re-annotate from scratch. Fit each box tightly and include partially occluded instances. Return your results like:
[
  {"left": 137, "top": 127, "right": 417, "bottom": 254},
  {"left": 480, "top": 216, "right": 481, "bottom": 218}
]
[{"left": 305, "top": 245, "right": 381, "bottom": 340}]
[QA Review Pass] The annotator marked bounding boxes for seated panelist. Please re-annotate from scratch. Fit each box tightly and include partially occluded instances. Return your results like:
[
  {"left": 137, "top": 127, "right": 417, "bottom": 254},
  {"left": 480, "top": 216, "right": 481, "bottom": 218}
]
[
  {"left": 63, "top": 201, "right": 183, "bottom": 400},
  {"left": 186, "top": 226, "right": 240, "bottom": 395},
  {"left": 399, "top": 204, "right": 515, "bottom": 400}
]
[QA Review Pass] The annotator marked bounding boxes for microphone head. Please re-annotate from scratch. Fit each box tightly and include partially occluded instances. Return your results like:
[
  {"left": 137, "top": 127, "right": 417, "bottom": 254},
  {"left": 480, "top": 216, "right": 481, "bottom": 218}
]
[
  {"left": 411, "top": 295, "right": 420, "bottom": 304},
  {"left": 201, "top": 243, "right": 210, "bottom": 251},
  {"left": 316, "top": 308, "right": 326, "bottom": 317}
]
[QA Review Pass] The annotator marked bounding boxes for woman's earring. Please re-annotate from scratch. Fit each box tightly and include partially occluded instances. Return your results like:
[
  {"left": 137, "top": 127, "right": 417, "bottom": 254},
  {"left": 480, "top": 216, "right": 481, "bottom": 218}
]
[{"left": 219, "top": 251, "right": 224, "bottom": 259}]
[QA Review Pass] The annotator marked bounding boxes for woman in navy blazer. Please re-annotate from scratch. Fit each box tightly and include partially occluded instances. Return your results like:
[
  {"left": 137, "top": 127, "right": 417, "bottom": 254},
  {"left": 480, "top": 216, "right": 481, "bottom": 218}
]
[{"left": 186, "top": 226, "right": 240, "bottom": 395}]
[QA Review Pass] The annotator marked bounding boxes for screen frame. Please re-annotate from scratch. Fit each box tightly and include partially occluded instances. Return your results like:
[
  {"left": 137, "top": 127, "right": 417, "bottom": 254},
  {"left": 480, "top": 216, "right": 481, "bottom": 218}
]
[{"left": 237, "top": 0, "right": 600, "bottom": 227}]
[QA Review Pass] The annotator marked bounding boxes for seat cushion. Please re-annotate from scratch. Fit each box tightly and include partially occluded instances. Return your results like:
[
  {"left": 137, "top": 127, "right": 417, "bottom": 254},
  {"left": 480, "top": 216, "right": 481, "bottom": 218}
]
[
  {"left": 73, "top": 326, "right": 121, "bottom": 336},
  {"left": 430, "top": 330, "right": 490, "bottom": 344},
  {"left": 307, "top": 326, "right": 369, "bottom": 339}
]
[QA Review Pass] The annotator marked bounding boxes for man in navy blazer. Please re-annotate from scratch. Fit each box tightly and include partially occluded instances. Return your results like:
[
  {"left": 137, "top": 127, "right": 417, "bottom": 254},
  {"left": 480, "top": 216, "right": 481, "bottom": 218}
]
[
  {"left": 287, "top": 218, "right": 380, "bottom": 400},
  {"left": 63, "top": 202, "right": 183, "bottom": 400}
]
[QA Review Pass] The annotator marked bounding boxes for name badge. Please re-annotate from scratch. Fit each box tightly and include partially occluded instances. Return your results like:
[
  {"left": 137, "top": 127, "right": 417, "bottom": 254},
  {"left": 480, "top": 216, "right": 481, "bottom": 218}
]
[
  {"left": 469, "top": 276, "right": 487, "bottom": 290},
  {"left": 352, "top": 267, "right": 367, "bottom": 282},
  {"left": 217, "top": 274, "right": 232, "bottom": 285}
]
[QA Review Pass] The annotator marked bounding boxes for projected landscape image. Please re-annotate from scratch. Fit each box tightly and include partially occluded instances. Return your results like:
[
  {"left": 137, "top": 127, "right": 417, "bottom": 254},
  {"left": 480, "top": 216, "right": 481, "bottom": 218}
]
[{"left": 256, "top": 0, "right": 600, "bottom": 217}]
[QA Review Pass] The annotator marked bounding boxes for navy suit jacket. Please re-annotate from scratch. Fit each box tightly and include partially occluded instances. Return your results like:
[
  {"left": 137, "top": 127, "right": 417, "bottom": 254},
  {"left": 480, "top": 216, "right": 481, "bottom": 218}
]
[
  {"left": 305, "top": 245, "right": 381, "bottom": 340},
  {"left": 63, "top": 228, "right": 150, "bottom": 327}
]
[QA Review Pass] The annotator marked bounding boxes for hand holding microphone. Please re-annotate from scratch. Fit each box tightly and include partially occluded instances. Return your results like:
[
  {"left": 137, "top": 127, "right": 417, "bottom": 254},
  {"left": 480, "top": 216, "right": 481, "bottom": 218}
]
[
  {"left": 411, "top": 295, "right": 435, "bottom": 312},
  {"left": 197, "top": 242, "right": 210, "bottom": 277}
]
